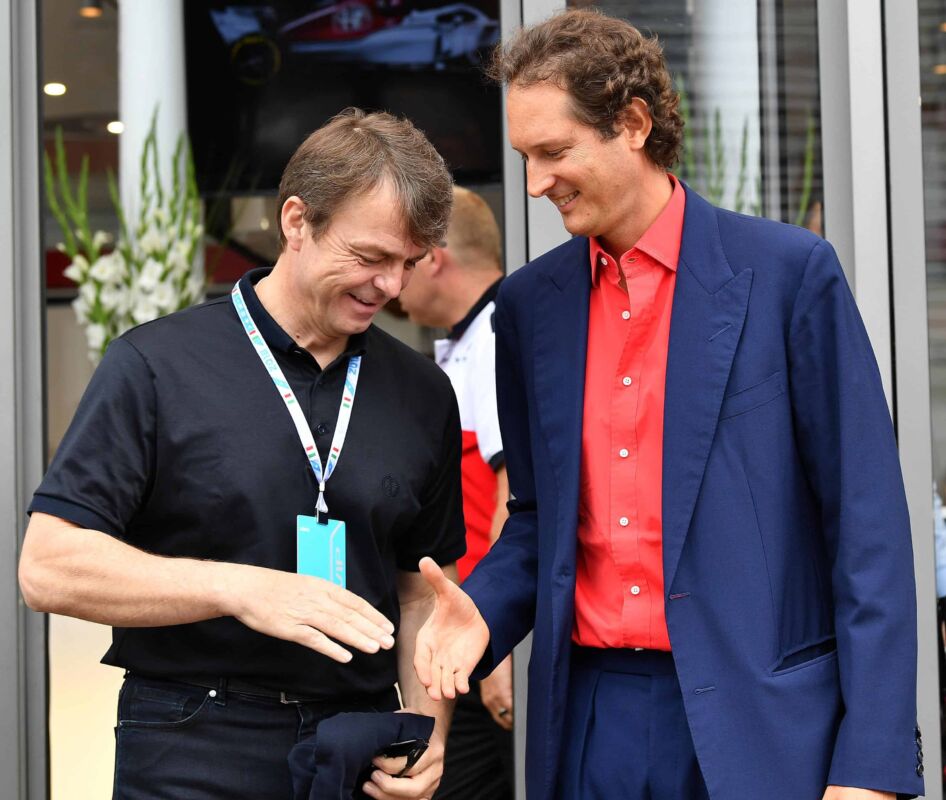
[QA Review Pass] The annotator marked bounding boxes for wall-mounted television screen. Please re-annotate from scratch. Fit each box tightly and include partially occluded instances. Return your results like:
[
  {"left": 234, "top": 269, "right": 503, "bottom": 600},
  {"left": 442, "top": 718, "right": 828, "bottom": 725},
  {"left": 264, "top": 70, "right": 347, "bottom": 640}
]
[{"left": 184, "top": 0, "right": 503, "bottom": 196}]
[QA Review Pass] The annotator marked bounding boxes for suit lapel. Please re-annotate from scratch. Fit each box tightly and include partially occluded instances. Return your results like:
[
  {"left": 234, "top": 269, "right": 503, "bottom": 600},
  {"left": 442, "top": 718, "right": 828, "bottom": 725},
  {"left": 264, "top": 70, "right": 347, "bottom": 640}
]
[
  {"left": 662, "top": 188, "right": 753, "bottom": 592},
  {"left": 533, "top": 237, "right": 591, "bottom": 514}
]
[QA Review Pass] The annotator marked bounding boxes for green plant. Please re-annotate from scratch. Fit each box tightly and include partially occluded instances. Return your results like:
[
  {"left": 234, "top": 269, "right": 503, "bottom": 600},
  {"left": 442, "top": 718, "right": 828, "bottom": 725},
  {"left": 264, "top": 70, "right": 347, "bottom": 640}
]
[{"left": 45, "top": 110, "right": 205, "bottom": 363}]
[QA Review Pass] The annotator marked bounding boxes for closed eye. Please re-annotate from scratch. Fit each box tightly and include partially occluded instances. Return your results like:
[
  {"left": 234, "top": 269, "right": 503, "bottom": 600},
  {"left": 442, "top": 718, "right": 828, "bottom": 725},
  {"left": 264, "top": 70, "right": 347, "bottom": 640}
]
[{"left": 353, "top": 251, "right": 383, "bottom": 265}]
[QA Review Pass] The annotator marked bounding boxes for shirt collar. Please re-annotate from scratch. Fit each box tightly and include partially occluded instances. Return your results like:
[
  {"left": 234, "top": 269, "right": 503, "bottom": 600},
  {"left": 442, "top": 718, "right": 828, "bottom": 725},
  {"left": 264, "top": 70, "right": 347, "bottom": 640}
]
[
  {"left": 237, "top": 267, "right": 368, "bottom": 359},
  {"left": 589, "top": 173, "right": 686, "bottom": 286},
  {"left": 448, "top": 277, "right": 504, "bottom": 340}
]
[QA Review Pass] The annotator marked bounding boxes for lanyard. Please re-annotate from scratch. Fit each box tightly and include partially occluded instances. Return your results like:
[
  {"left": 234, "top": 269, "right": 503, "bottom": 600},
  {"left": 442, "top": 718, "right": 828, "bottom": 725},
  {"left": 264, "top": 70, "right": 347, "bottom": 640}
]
[{"left": 231, "top": 282, "right": 361, "bottom": 517}]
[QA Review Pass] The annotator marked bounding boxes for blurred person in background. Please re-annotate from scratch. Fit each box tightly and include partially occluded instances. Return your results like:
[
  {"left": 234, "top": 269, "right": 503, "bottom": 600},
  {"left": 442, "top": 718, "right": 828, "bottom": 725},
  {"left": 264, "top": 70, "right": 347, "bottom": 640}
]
[{"left": 400, "top": 185, "right": 514, "bottom": 800}]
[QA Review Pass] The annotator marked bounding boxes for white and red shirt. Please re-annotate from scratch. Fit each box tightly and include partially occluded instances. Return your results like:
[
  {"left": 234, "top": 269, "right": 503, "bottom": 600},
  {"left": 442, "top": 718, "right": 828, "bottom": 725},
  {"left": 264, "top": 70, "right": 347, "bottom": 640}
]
[{"left": 435, "top": 279, "right": 505, "bottom": 581}]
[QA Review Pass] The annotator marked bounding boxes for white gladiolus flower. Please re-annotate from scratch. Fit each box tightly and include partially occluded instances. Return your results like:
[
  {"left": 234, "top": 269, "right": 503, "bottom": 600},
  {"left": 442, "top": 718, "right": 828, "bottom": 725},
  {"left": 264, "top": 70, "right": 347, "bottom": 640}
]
[
  {"left": 151, "top": 280, "right": 177, "bottom": 312},
  {"left": 56, "top": 242, "right": 67, "bottom": 253},
  {"left": 167, "top": 241, "right": 190, "bottom": 274},
  {"left": 131, "top": 296, "right": 159, "bottom": 325},
  {"left": 186, "top": 275, "right": 205, "bottom": 303},
  {"left": 59, "top": 131, "right": 205, "bottom": 362},
  {"left": 99, "top": 284, "right": 129, "bottom": 313},
  {"left": 63, "top": 262, "right": 85, "bottom": 283},
  {"left": 85, "top": 323, "right": 106, "bottom": 352},
  {"left": 137, "top": 258, "right": 164, "bottom": 292},
  {"left": 89, "top": 251, "right": 126, "bottom": 283},
  {"left": 79, "top": 281, "right": 98, "bottom": 306},
  {"left": 72, "top": 294, "right": 89, "bottom": 324},
  {"left": 139, "top": 226, "right": 165, "bottom": 256}
]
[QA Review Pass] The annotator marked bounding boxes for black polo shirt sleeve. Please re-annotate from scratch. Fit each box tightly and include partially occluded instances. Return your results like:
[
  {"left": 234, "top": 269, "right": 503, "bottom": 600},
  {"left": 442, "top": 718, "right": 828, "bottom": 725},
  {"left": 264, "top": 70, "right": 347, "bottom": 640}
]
[
  {"left": 395, "top": 391, "right": 466, "bottom": 571},
  {"left": 30, "top": 337, "right": 155, "bottom": 538}
]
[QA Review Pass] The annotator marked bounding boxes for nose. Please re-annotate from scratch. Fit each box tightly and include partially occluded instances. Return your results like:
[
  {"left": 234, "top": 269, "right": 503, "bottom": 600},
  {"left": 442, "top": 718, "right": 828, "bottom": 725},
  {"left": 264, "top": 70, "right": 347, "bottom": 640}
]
[
  {"left": 526, "top": 161, "right": 555, "bottom": 198},
  {"left": 372, "top": 264, "right": 405, "bottom": 300}
]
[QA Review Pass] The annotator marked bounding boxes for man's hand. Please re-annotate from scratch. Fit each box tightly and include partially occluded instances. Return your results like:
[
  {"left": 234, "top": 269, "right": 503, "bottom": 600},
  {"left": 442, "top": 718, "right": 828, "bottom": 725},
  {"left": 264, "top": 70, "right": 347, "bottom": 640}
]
[
  {"left": 364, "top": 722, "right": 445, "bottom": 800},
  {"left": 413, "top": 557, "right": 490, "bottom": 701},
  {"left": 229, "top": 565, "right": 395, "bottom": 663},
  {"left": 822, "top": 787, "right": 895, "bottom": 800},
  {"left": 18, "top": 514, "right": 394, "bottom": 663},
  {"left": 479, "top": 655, "right": 513, "bottom": 730}
]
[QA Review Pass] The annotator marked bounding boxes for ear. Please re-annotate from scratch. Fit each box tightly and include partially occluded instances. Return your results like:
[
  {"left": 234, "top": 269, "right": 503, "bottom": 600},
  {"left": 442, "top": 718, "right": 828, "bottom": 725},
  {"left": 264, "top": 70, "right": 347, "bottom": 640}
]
[
  {"left": 426, "top": 245, "right": 447, "bottom": 276},
  {"left": 620, "top": 98, "right": 653, "bottom": 152},
  {"left": 280, "top": 196, "right": 308, "bottom": 251}
]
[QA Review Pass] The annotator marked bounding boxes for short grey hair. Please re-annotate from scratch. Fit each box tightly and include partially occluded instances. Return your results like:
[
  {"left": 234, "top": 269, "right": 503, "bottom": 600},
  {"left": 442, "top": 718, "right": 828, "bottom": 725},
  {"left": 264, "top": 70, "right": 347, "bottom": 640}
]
[{"left": 277, "top": 108, "right": 453, "bottom": 249}]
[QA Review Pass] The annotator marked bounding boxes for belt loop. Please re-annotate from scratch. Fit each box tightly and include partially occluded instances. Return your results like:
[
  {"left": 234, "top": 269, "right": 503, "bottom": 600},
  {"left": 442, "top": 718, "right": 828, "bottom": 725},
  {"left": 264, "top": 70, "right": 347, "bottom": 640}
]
[{"left": 212, "top": 677, "right": 228, "bottom": 706}]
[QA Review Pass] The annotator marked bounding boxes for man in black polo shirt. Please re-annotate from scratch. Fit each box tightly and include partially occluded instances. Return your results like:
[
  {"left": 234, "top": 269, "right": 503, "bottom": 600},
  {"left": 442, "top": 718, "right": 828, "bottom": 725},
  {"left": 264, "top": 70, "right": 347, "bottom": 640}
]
[{"left": 19, "top": 109, "right": 465, "bottom": 800}]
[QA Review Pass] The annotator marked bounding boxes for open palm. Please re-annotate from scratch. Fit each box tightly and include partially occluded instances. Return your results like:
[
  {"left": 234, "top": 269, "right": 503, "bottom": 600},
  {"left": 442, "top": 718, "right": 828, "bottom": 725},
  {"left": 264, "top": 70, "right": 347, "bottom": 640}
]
[{"left": 413, "top": 557, "right": 490, "bottom": 701}]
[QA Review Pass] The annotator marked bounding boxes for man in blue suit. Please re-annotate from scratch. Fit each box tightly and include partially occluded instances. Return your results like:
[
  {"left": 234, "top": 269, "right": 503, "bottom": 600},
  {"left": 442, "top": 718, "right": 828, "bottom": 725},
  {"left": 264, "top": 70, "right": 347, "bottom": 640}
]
[{"left": 414, "top": 9, "right": 923, "bottom": 800}]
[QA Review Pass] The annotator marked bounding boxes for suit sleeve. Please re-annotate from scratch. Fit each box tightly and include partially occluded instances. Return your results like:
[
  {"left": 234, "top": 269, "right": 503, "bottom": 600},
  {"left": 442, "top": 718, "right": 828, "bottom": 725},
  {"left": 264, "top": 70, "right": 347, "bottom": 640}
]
[
  {"left": 462, "top": 284, "right": 538, "bottom": 675},
  {"left": 788, "top": 239, "right": 922, "bottom": 797}
]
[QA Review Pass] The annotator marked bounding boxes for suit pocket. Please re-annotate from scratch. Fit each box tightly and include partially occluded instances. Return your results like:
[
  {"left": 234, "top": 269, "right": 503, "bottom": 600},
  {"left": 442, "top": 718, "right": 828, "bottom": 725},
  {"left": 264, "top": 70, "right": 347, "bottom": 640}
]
[
  {"left": 771, "top": 637, "right": 838, "bottom": 676},
  {"left": 719, "top": 371, "right": 786, "bottom": 420}
]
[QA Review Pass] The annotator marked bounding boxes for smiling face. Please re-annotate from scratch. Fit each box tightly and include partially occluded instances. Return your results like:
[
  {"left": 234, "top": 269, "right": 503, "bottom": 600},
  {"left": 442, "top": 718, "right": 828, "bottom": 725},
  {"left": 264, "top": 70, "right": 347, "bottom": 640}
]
[
  {"left": 285, "top": 180, "right": 428, "bottom": 349},
  {"left": 507, "top": 81, "right": 654, "bottom": 252}
]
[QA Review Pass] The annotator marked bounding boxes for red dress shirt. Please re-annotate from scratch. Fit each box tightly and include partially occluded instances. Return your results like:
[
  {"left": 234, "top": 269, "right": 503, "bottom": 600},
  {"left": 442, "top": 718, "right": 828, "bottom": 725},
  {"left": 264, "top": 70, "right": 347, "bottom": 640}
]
[{"left": 573, "top": 175, "right": 685, "bottom": 650}]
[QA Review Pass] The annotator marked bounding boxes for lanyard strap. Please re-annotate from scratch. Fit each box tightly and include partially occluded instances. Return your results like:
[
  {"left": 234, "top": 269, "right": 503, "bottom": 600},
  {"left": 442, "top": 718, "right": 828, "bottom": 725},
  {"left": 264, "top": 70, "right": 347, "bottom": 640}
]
[{"left": 231, "top": 282, "right": 361, "bottom": 516}]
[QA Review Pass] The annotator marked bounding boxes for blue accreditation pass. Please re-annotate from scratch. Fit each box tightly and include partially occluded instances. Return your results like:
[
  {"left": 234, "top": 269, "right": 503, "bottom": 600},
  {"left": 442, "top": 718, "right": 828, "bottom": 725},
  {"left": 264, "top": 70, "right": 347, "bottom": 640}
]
[{"left": 297, "top": 515, "right": 347, "bottom": 588}]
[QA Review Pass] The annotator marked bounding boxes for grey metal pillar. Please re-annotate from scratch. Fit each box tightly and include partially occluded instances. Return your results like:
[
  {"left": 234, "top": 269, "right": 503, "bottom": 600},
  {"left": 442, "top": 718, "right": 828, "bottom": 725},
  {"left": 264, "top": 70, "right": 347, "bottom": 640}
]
[
  {"left": 0, "top": 0, "right": 49, "bottom": 798},
  {"left": 818, "top": 0, "right": 894, "bottom": 401},
  {"left": 883, "top": 1, "right": 942, "bottom": 797}
]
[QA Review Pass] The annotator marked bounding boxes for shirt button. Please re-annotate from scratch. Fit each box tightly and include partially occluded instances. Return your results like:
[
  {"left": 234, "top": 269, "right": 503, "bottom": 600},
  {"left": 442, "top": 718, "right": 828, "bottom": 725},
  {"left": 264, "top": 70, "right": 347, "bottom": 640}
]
[
  {"left": 619, "top": 448, "right": 629, "bottom": 458},
  {"left": 630, "top": 585, "right": 641, "bottom": 595},
  {"left": 599, "top": 256, "right": 608, "bottom": 266},
  {"left": 316, "top": 423, "right": 329, "bottom": 436},
  {"left": 619, "top": 516, "right": 629, "bottom": 527},
  {"left": 622, "top": 377, "right": 632, "bottom": 386},
  {"left": 621, "top": 310, "right": 631, "bottom": 320}
]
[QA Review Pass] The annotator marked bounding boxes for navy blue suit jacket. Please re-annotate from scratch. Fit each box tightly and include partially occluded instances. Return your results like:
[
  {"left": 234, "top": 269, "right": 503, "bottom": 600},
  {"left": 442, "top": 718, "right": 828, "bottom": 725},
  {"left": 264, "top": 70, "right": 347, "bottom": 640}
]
[{"left": 462, "top": 186, "right": 923, "bottom": 799}]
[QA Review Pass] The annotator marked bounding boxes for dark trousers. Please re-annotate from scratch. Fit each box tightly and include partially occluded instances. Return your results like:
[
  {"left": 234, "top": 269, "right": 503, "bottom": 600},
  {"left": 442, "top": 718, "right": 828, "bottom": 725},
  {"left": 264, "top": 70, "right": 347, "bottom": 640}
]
[
  {"left": 436, "top": 683, "right": 514, "bottom": 799},
  {"left": 557, "top": 648, "right": 709, "bottom": 800},
  {"left": 113, "top": 674, "right": 398, "bottom": 800}
]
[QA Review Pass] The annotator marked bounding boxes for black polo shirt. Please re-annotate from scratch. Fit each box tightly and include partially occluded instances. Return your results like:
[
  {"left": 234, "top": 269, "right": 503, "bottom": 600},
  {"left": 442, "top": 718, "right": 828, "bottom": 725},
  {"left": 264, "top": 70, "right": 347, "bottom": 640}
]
[{"left": 30, "top": 268, "right": 466, "bottom": 697}]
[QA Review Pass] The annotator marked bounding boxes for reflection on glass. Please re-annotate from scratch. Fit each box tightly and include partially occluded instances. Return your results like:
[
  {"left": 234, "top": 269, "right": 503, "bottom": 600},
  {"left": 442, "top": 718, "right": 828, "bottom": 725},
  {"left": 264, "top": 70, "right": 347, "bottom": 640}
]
[
  {"left": 185, "top": 1, "right": 503, "bottom": 195},
  {"left": 565, "top": 0, "right": 821, "bottom": 232}
]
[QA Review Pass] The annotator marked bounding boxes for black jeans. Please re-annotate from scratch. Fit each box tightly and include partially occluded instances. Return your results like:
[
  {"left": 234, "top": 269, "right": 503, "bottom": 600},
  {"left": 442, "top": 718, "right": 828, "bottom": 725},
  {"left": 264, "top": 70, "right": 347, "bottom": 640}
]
[{"left": 113, "top": 674, "right": 398, "bottom": 799}]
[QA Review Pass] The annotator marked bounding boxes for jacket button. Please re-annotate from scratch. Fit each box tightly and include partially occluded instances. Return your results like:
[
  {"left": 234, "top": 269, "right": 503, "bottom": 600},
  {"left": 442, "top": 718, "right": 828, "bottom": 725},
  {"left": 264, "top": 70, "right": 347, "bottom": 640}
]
[{"left": 916, "top": 763, "right": 924, "bottom": 777}]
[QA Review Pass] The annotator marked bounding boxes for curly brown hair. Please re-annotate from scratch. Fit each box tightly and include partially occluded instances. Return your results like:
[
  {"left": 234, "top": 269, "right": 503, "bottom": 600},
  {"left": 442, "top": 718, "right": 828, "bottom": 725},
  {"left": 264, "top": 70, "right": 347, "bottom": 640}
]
[{"left": 487, "top": 9, "right": 683, "bottom": 170}]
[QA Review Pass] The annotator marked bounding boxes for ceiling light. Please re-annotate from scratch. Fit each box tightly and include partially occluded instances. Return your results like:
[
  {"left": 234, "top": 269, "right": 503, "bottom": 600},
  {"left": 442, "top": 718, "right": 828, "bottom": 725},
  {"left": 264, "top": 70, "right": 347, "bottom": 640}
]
[
  {"left": 259, "top": 218, "right": 270, "bottom": 231},
  {"left": 107, "top": 120, "right": 124, "bottom": 135},
  {"left": 79, "top": 0, "right": 103, "bottom": 18},
  {"left": 935, "top": 64, "right": 946, "bottom": 75},
  {"left": 44, "top": 82, "right": 67, "bottom": 96}
]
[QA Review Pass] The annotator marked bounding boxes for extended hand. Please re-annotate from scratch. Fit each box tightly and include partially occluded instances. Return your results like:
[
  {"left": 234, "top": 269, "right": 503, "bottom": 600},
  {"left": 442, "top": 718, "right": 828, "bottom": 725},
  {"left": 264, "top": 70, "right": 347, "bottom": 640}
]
[
  {"left": 364, "top": 722, "right": 444, "bottom": 800},
  {"left": 413, "top": 557, "right": 490, "bottom": 701},
  {"left": 229, "top": 565, "right": 395, "bottom": 663},
  {"left": 822, "top": 787, "right": 895, "bottom": 800},
  {"left": 479, "top": 654, "right": 513, "bottom": 730}
]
